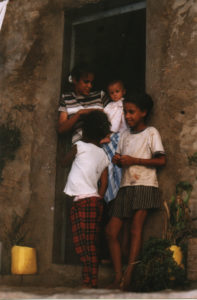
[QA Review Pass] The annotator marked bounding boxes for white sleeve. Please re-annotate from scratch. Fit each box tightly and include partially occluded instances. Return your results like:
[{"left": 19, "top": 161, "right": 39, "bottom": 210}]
[
  {"left": 148, "top": 127, "right": 165, "bottom": 156},
  {"left": 104, "top": 153, "right": 110, "bottom": 168},
  {"left": 58, "top": 94, "right": 68, "bottom": 113},
  {"left": 74, "top": 141, "right": 83, "bottom": 155},
  {"left": 116, "top": 131, "right": 125, "bottom": 154}
]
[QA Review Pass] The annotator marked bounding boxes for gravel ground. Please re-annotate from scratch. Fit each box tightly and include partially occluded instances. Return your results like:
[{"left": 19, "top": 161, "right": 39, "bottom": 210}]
[{"left": 0, "top": 285, "right": 197, "bottom": 299}]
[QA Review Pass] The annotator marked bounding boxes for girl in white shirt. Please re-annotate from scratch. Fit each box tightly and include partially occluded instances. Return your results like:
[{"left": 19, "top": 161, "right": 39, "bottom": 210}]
[
  {"left": 106, "top": 93, "right": 166, "bottom": 290},
  {"left": 63, "top": 110, "right": 110, "bottom": 289}
]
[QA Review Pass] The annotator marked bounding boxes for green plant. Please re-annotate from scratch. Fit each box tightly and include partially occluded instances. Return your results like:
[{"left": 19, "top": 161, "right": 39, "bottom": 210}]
[
  {"left": 0, "top": 123, "right": 21, "bottom": 182},
  {"left": 164, "top": 152, "right": 197, "bottom": 245},
  {"left": 188, "top": 152, "right": 197, "bottom": 166},
  {"left": 166, "top": 181, "right": 196, "bottom": 245},
  {"left": 4, "top": 210, "right": 29, "bottom": 247},
  {"left": 131, "top": 237, "right": 187, "bottom": 292}
]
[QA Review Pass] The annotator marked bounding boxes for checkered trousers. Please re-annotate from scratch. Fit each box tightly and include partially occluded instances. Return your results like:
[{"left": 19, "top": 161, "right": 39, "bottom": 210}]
[{"left": 70, "top": 197, "right": 103, "bottom": 288}]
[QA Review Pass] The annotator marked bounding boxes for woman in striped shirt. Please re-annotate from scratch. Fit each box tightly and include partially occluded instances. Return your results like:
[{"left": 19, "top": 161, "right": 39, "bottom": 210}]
[{"left": 58, "top": 63, "right": 108, "bottom": 144}]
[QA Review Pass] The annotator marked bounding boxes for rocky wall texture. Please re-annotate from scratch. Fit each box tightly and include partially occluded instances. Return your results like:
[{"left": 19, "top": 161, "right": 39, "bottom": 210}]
[
  {"left": 0, "top": 0, "right": 111, "bottom": 277},
  {"left": 146, "top": 0, "right": 197, "bottom": 219},
  {"left": 0, "top": 0, "right": 64, "bottom": 273}
]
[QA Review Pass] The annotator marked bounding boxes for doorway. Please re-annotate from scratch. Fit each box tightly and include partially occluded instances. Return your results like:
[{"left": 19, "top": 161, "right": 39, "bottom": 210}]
[{"left": 53, "top": 0, "right": 146, "bottom": 264}]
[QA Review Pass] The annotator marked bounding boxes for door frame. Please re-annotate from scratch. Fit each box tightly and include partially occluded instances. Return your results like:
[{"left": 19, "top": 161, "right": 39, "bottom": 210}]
[
  {"left": 67, "top": 1, "right": 146, "bottom": 71},
  {"left": 53, "top": 0, "right": 146, "bottom": 264}
]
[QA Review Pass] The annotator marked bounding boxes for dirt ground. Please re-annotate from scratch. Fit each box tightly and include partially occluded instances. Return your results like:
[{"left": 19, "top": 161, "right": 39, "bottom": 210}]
[{"left": 0, "top": 285, "right": 197, "bottom": 299}]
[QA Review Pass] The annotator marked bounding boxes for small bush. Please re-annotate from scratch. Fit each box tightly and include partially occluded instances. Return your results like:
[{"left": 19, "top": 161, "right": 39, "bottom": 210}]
[{"left": 131, "top": 237, "right": 187, "bottom": 292}]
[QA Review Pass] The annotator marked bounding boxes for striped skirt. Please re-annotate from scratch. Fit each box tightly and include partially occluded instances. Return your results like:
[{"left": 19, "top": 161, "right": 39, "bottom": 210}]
[{"left": 110, "top": 185, "right": 162, "bottom": 218}]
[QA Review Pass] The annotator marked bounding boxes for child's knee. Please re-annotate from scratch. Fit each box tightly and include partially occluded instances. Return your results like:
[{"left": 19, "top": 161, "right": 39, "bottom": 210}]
[
  {"left": 105, "top": 226, "right": 118, "bottom": 241},
  {"left": 130, "top": 227, "right": 141, "bottom": 237}
]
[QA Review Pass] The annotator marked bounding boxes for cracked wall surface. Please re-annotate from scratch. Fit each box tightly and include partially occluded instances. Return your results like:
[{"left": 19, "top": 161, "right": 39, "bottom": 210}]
[{"left": 147, "top": 0, "right": 197, "bottom": 217}]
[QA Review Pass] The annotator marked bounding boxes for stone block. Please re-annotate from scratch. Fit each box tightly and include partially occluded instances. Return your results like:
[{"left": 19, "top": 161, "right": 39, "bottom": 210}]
[{"left": 187, "top": 238, "right": 197, "bottom": 281}]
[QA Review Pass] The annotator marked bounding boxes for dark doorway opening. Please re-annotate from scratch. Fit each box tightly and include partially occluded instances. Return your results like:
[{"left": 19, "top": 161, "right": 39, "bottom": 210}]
[
  {"left": 73, "top": 6, "right": 146, "bottom": 92},
  {"left": 53, "top": 0, "right": 146, "bottom": 264}
]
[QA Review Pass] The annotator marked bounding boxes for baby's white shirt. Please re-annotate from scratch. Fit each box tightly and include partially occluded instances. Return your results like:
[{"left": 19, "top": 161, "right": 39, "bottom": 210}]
[{"left": 104, "top": 99, "right": 127, "bottom": 133}]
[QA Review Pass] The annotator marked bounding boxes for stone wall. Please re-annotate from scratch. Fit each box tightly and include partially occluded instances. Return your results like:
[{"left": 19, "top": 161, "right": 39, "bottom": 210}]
[
  {"left": 0, "top": 0, "right": 101, "bottom": 278},
  {"left": 0, "top": 0, "right": 64, "bottom": 273},
  {"left": 0, "top": 0, "right": 197, "bottom": 283},
  {"left": 147, "top": 0, "right": 197, "bottom": 216}
]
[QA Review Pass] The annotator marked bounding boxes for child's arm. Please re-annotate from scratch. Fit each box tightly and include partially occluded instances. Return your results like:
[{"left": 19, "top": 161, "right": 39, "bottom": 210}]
[
  {"left": 61, "top": 144, "right": 77, "bottom": 167},
  {"left": 98, "top": 167, "right": 108, "bottom": 198},
  {"left": 58, "top": 109, "right": 102, "bottom": 134},
  {"left": 113, "top": 154, "right": 166, "bottom": 168}
]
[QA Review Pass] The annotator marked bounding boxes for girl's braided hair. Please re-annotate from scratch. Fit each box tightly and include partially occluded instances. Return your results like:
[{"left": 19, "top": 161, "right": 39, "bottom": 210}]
[{"left": 81, "top": 110, "right": 111, "bottom": 141}]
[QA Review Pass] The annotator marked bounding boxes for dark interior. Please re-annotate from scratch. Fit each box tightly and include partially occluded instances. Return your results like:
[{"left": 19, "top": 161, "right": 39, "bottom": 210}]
[{"left": 53, "top": 1, "right": 146, "bottom": 264}]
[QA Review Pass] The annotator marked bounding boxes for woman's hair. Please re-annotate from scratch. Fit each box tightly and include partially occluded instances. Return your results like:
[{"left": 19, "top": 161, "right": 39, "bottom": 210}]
[
  {"left": 124, "top": 92, "right": 154, "bottom": 120},
  {"left": 70, "top": 63, "right": 95, "bottom": 82},
  {"left": 81, "top": 110, "right": 111, "bottom": 141}
]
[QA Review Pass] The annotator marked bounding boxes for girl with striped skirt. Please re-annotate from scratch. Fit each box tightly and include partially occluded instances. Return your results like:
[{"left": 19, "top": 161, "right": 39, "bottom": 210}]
[{"left": 105, "top": 92, "right": 166, "bottom": 290}]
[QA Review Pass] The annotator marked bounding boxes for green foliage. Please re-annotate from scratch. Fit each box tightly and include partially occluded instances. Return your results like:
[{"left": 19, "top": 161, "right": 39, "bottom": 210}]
[
  {"left": 131, "top": 237, "right": 187, "bottom": 292},
  {"left": 188, "top": 152, "right": 197, "bottom": 166},
  {"left": 166, "top": 181, "right": 197, "bottom": 245},
  {"left": 4, "top": 210, "right": 29, "bottom": 247},
  {"left": 0, "top": 124, "right": 21, "bottom": 182}
]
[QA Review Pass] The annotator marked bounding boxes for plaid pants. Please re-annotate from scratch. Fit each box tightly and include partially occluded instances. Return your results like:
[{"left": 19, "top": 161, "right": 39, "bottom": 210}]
[{"left": 70, "top": 197, "right": 103, "bottom": 287}]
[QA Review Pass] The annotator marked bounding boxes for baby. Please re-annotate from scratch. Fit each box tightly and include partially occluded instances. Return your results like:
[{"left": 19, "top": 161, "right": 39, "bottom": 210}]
[
  {"left": 101, "top": 79, "right": 128, "bottom": 202},
  {"left": 102, "top": 79, "right": 127, "bottom": 143}
]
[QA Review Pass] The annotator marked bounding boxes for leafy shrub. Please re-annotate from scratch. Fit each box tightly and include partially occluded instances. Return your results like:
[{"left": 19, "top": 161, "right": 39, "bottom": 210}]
[{"left": 131, "top": 237, "right": 187, "bottom": 292}]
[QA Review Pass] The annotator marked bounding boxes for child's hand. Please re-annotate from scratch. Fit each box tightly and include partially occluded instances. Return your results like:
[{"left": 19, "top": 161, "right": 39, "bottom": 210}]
[
  {"left": 77, "top": 108, "right": 103, "bottom": 116},
  {"left": 100, "top": 134, "right": 111, "bottom": 144},
  {"left": 119, "top": 155, "right": 138, "bottom": 166},
  {"left": 112, "top": 153, "right": 121, "bottom": 165}
]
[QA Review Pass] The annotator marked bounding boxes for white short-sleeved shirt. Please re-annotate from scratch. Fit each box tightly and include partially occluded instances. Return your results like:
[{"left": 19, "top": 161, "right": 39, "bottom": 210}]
[
  {"left": 117, "top": 127, "right": 165, "bottom": 188},
  {"left": 104, "top": 99, "right": 127, "bottom": 133},
  {"left": 64, "top": 141, "right": 109, "bottom": 199}
]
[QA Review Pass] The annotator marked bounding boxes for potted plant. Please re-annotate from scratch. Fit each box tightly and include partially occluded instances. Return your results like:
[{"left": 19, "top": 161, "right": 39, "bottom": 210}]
[{"left": 4, "top": 210, "right": 37, "bottom": 275}]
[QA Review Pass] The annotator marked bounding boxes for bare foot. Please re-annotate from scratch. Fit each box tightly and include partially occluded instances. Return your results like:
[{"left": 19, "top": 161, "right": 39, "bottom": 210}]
[
  {"left": 106, "top": 280, "right": 121, "bottom": 290},
  {"left": 106, "top": 272, "right": 122, "bottom": 289},
  {"left": 121, "top": 261, "right": 141, "bottom": 291},
  {"left": 81, "top": 284, "right": 91, "bottom": 289}
]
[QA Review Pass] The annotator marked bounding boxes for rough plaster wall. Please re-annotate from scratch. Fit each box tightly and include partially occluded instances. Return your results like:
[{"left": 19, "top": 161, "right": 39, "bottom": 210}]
[
  {"left": 147, "top": 0, "right": 197, "bottom": 218},
  {"left": 0, "top": 0, "right": 64, "bottom": 273},
  {"left": 0, "top": 0, "right": 111, "bottom": 277}
]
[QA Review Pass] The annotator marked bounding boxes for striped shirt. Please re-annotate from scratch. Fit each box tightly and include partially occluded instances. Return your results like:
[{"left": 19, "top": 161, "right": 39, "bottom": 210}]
[{"left": 58, "top": 90, "right": 109, "bottom": 143}]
